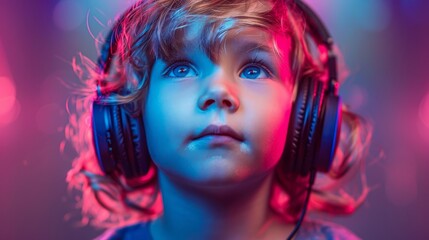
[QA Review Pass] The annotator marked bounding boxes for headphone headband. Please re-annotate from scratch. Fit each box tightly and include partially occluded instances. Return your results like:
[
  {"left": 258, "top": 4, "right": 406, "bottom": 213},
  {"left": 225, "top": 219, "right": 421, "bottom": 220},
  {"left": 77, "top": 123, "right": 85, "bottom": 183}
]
[{"left": 295, "top": 0, "right": 339, "bottom": 94}]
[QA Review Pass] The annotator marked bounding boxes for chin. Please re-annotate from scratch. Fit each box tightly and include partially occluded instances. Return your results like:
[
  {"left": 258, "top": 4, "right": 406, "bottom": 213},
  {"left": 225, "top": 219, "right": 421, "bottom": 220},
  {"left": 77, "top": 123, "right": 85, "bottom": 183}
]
[
  {"left": 180, "top": 166, "right": 270, "bottom": 192},
  {"left": 158, "top": 154, "right": 274, "bottom": 191}
]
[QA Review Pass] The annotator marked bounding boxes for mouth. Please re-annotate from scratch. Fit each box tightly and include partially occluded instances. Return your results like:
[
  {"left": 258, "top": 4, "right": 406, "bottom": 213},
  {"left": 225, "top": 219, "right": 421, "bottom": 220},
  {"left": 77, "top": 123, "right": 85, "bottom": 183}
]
[{"left": 192, "top": 124, "right": 244, "bottom": 142}]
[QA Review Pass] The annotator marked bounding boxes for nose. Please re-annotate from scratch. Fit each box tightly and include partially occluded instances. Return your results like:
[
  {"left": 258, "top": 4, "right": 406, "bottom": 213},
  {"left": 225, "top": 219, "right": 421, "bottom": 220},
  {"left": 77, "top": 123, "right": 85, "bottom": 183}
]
[{"left": 197, "top": 70, "right": 239, "bottom": 113}]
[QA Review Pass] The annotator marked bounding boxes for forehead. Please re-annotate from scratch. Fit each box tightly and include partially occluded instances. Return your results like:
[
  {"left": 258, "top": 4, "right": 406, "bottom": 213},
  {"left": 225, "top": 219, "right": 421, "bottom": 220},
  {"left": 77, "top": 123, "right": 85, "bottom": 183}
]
[
  {"left": 189, "top": 19, "right": 268, "bottom": 43},
  {"left": 176, "top": 19, "right": 290, "bottom": 61},
  {"left": 150, "top": 0, "right": 293, "bottom": 66}
]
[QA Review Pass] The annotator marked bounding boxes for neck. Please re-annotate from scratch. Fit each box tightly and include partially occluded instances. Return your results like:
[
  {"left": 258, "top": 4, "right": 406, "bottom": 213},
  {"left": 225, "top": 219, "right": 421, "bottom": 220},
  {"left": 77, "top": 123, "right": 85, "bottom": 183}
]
[{"left": 151, "top": 171, "right": 281, "bottom": 240}]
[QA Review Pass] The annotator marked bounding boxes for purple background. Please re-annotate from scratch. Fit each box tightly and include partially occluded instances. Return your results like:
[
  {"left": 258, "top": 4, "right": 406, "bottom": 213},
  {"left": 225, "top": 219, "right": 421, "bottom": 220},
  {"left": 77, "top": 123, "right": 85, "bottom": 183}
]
[{"left": 1, "top": 0, "right": 428, "bottom": 239}]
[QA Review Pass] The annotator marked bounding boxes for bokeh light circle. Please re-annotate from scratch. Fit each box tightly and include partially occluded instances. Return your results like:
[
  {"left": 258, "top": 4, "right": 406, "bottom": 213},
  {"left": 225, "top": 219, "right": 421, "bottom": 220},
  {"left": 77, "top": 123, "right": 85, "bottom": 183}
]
[
  {"left": 0, "top": 76, "right": 16, "bottom": 115},
  {"left": 352, "top": 0, "right": 391, "bottom": 32},
  {"left": 0, "top": 76, "right": 20, "bottom": 127},
  {"left": 53, "top": 0, "right": 85, "bottom": 31},
  {"left": 419, "top": 92, "right": 429, "bottom": 129}
]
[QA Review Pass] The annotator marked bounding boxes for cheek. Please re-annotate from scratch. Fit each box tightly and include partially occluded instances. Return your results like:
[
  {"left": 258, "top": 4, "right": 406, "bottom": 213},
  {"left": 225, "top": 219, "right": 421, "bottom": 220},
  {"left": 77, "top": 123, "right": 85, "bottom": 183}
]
[
  {"left": 142, "top": 81, "right": 198, "bottom": 171},
  {"left": 245, "top": 84, "right": 292, "bottom": 169},
  {"left": 142, "top": 85, "right": 184, "bottom": 166},
  {"left": 143, "top": 86, "right": 166, "bottom": 166},
  {"left": 146, "top": 90, "right": 191, "bottom": 125}
]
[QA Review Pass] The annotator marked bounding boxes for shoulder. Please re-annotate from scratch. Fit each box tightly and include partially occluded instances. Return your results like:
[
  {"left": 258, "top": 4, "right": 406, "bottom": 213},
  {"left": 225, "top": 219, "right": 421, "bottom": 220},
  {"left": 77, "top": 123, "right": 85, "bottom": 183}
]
[
  {"left": 93, "top": 221, "right": 152, "bottom": 240},
  {"left": 296, "top": 220, "right": 361, "bottom": 240}
]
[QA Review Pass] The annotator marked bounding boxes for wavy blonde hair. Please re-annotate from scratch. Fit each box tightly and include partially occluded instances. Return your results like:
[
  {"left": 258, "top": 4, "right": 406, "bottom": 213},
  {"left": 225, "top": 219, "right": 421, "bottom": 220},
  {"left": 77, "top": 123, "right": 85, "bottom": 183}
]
[{"left": 65, "top": 0, "right": 372, "bottom": 229}]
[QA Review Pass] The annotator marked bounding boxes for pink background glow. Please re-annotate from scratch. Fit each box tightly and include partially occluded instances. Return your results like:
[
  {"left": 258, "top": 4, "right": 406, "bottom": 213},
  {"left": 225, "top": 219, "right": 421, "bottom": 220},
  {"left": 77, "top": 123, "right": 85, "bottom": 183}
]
[{"left": 1, "top": 0, "right": 429, "bottom": 239}]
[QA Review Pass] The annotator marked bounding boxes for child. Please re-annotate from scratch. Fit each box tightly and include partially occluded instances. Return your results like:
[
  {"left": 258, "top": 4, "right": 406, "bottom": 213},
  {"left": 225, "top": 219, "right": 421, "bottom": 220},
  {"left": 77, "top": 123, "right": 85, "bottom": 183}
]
[{"left": 66, "top": 0, "right": 372, "bottom": 239}]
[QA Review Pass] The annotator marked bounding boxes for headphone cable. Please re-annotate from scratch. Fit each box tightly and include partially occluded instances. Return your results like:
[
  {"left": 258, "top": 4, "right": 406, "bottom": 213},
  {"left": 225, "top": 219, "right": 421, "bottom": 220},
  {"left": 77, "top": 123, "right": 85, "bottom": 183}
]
[{"left": 286, "top": 170, "right": 317, "bottom": 240}]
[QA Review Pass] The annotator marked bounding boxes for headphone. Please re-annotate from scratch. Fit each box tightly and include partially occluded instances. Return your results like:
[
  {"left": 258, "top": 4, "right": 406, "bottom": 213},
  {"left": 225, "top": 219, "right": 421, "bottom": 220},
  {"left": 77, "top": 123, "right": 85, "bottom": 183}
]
[{"left": 91, "top": 0, "right": 342, "bottom": 180}]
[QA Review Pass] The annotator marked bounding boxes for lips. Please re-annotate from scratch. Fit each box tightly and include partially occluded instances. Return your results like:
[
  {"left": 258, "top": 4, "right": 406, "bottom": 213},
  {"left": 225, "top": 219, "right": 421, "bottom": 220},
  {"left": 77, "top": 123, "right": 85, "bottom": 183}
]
[{"left": 192, "top": 124, "right": 244, "bottom": 142}]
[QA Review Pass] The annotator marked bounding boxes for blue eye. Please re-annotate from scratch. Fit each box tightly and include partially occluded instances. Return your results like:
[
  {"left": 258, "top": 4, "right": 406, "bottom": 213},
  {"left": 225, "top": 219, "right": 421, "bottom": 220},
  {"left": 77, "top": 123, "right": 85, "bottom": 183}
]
[
  {"left": 165, "top": 62, "right": 197, "bottom": 78},
  {"left": 240, "top": 65, "right": 271, "bottom": 79}
]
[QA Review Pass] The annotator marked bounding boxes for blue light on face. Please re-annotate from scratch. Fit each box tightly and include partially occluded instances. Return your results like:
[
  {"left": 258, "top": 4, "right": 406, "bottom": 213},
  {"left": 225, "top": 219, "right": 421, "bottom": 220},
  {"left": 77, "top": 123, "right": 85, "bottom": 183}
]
[{"left": 163, "top": 57, "right": 272, "bottom": 80}]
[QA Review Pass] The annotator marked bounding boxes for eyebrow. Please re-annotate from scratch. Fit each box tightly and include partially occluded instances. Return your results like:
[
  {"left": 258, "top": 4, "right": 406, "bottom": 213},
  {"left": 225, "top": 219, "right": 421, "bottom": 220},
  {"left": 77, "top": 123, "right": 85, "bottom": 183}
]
[
  {"left": 167, "top": 38, "right": 278, "bottom": 65},
  {"left": 231, "top": 41, "right": 275, "bottom": 55}
]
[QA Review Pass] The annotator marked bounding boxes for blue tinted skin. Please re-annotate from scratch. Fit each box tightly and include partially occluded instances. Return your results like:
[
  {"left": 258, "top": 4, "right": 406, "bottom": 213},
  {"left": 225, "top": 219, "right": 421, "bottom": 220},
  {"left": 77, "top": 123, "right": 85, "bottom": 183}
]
[
  {"left": 168, "top": 61, "right": 267, "bottom": 79},
  {"left": 142, "top": 19, "right": 295, "bottom": 240}
]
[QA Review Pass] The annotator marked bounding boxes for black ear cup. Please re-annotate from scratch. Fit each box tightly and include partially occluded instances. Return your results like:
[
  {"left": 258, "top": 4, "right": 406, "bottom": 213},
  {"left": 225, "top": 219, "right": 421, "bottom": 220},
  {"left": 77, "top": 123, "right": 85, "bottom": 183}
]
[
  {"left": 92, "top": 102, "right": 117, "bottom": 173},
  {"left": 92, "top": 101, "right": 151, "bottom": 178},
  {"left": 296, "top": 78, "right": 324, "bottom": 175},
  {"left": 314, "top": 93, "right": 342, "bottom": 172},
  {"left": 283, "top": 77, "right": 310, "bottom": 174},
  {"left": 282, "top": 78, "right": 341, "bottom": 176}
]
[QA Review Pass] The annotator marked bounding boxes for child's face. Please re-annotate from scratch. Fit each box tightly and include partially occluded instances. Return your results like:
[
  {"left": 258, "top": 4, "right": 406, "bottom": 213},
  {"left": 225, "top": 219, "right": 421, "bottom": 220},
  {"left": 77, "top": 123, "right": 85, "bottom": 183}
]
[{"left": 143, "top": 19, "right": 294, "bottom": 187}]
